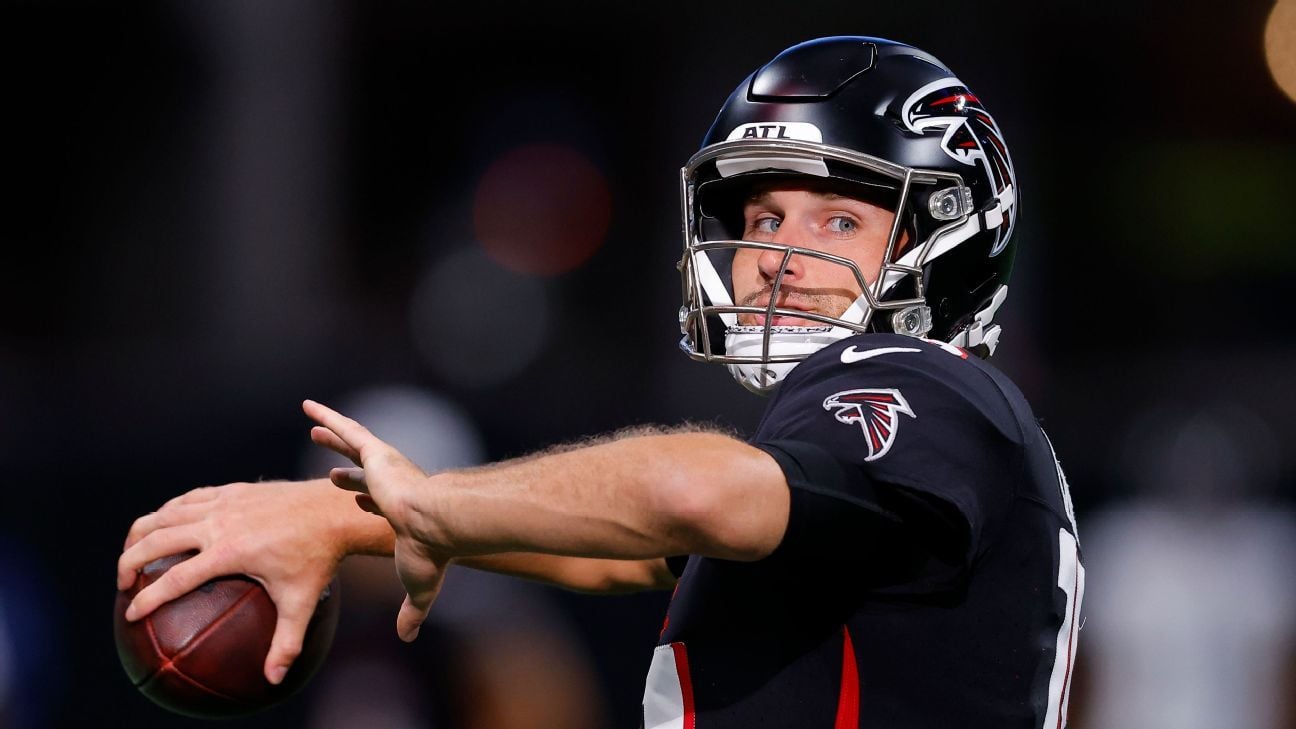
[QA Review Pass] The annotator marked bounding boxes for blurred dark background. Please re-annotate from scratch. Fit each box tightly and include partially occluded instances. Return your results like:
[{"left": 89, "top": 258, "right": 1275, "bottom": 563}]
[{"left": 2, "top": 1, "right": 1295, "bottom": 727}]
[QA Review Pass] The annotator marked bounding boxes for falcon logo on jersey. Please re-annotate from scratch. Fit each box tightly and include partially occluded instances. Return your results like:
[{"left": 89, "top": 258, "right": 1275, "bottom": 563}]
[
  {"left": 822, "top": 388, "right": 915, "bottom": 461},
  {"left": 901, "top": 77, "right": 1017, "bottom": 256}
]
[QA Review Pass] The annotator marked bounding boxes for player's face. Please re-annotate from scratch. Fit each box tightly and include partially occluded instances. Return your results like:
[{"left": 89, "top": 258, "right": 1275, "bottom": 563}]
[{"left": 731, "top": 182, "right": 899, "bottom": 327}]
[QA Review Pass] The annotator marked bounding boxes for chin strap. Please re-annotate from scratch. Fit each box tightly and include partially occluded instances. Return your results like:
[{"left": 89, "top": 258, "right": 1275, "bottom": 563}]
[{"left": 724, "top": 325, "right": 852, "bottom": 395}]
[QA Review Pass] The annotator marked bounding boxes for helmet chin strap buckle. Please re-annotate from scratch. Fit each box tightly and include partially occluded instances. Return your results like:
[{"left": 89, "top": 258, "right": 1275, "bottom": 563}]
[
  {"left": 890, "top": 305, "right": 932, "bottom": 337},
  {"left": 948, "top": 284, "right": 1009, "bottom": 356}
]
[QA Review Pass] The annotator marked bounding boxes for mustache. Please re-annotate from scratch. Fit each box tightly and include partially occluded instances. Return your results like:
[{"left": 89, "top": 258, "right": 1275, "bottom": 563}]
[{"left": 738, "top": 284, "right": 854, "bottom": 308}]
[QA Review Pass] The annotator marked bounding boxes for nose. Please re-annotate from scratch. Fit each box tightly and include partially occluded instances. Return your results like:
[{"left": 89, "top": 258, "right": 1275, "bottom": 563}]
[{"left": 756, "top": 225, "right": 804, "bottom": 283}]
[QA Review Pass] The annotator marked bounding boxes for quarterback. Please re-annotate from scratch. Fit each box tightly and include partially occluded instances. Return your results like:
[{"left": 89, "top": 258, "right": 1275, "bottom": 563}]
[{"left": 119, "top": 36, "right": 1084, "bottom": 728}]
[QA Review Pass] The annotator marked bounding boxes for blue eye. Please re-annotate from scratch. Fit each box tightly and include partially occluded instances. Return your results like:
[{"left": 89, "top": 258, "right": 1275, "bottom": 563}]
[
  {"left": 753, "top": 217, "right": 781, "bottom": 234},
  {"left": 827, "top": 216, "right": 857, "bottom": 233}
]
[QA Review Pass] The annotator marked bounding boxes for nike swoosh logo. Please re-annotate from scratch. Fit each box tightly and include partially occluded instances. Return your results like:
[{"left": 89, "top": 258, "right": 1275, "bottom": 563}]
[{"left": 840, "top": 346, "right": 921, "bottom": 364}]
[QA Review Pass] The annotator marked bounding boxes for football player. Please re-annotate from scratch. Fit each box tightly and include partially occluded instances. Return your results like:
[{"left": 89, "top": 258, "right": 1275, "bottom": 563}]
[{"left": 119, "top": 36, "right": 1083, "bottom": 728}]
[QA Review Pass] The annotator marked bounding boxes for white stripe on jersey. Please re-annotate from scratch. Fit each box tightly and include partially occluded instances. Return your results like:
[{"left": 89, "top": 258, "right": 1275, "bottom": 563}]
[{"left": 643, "top": 643, "right": 687, "bottom": 729}]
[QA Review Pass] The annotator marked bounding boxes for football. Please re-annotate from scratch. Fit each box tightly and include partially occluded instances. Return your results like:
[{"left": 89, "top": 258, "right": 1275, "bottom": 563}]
[{"left": 113, "top": 552, "right": 340, "bottom": 718}]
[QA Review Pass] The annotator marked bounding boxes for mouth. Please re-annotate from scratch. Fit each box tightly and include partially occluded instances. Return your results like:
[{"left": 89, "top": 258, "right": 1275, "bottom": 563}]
[
  {"left": 754, "top": 315, "right": 819, "bottom": 327},
  {"left": 742, "top": 302, "right": 822, "bottom": 327}
]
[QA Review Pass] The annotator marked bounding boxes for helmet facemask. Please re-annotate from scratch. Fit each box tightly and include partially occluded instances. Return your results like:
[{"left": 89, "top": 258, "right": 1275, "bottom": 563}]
[{"left": 677, "top": 139, "right": 980, "bottom": 395}]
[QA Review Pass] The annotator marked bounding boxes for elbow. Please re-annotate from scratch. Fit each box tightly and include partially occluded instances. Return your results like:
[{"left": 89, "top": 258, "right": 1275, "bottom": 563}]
[
  {"left": 574, "top": 560, "right": 675, "bottom": 595},
  {"left": 588, "top": 574, "right": 656, "bottom": 596},
  {"left": 652, "top": 468, "right": 787, "bottom": 563}
]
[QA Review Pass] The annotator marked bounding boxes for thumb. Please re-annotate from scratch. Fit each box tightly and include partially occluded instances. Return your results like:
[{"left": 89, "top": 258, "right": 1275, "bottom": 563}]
[
  {"left": 396, "top": 593, "right": 434, "bottom": 642},
  {"left": 395, "top": 566, "right": 445, "bottom": 642},
  {"left": 263, "top": 591, "right": 317, "bottom": 685}
]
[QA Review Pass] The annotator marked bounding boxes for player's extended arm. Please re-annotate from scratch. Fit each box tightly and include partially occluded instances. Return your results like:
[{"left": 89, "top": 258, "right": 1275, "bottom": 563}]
[
  {"left": 306, "top": 399, "right": 790, "bottom": 640},
  {"left": 410, "top": 434, "right": 788, "bottom": 561},
  {"left": 456, "top": 553, "right": 679, "bottom": 594}
]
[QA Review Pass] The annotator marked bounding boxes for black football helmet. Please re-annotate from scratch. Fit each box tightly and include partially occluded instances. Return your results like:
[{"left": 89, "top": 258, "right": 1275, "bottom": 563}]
[{"left": 677, "top": 36, "right": 1018, "bottom": 394}]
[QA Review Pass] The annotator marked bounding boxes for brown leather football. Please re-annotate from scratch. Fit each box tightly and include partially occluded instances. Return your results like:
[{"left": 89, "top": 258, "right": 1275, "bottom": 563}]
[{"left": 113, "top": 551, "right": 340, "bottom": 718}]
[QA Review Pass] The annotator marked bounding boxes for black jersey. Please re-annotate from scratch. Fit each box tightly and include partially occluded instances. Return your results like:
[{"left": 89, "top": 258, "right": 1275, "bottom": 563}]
[{"left": 642, "top": 334, "right": 1083, "bottom": 729}]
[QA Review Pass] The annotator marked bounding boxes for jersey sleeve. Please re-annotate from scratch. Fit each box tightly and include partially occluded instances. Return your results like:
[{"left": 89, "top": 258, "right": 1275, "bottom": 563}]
[
  {"left": 664, "top": 555, "right": 690, "bottom": 579},
  {"left": 749, "top": 335, "right": 1024, "bottom": 574},
  {"left": 753, "top": 437, "right": 972, "bottom": 596}
]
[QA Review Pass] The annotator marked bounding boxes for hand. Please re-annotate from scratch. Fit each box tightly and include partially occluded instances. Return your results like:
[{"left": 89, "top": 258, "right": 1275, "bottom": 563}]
[
  {"left": 117, "top": 479, "right": 355, "bottom": 685},
  {"left": 303, "top": 398, "right": 451, "bottom": 642}
]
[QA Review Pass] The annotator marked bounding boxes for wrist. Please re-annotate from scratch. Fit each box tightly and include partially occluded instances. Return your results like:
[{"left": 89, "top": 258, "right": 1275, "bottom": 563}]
[
  {"left": 400, "top": 471, "right": 457, "bottom": 553},
  {"left": 309, "top": 478, "right": 395, "bottom": 557}
]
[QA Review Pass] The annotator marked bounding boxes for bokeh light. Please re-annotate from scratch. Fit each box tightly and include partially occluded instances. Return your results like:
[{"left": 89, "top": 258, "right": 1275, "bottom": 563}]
[
  {"left": 1266, "top": 0, "right": 1296, "bottom": 103},
  {"left": 409, "top": 246, "right": 550, "bottom": 387},
  {"left": 471, "top": 143, "right": 612, "bottom": 276}
]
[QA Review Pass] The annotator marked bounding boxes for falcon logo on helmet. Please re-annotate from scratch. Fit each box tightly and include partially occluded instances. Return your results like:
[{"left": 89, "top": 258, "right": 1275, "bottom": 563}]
[
  {"left": 902, "top": 78, "right": 1018, "bottom": 256},
  {"left": 822, "top": 388, "right": 916, "bottom": 461}
]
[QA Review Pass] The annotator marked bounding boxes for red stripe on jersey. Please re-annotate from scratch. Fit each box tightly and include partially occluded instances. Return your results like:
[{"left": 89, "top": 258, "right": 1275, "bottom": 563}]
[
  {"left": 1057, "top": 564, "right": 1080, "bottom": 729},
  {"left": 833, "top": 626, "right": 860, "bottom": 729},
  {"left": 660, "top": 583, "right": 680, "bottom": 639},
  {"left": 672, "top": 642, "right": 697, "bottom": 729}
]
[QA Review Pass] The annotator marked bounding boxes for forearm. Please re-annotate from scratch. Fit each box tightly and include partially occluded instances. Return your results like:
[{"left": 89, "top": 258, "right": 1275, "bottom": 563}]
[
  {"left": 407, "top": 432, "right": 789, "bottom": 562},
  {"left": 330, "top": 481, "right": 674, "bottom": 594},
  {"left": 456, "top": 553, "right": 677, "bottom": 594}
]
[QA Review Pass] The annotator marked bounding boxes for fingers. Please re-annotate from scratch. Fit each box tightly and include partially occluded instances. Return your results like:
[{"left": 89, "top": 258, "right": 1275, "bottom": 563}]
[
  {"left": 329, "top": 466, "right": 368, "bottom": 493},
  {"left": 335, "top": 474, "right": 384, "bottom": 514},
  {"left": 355, "top": 493, "right": 382, "bottom": 516},
  {"left": 123, "top": 502, "right": 206, "bottom": 551},
  {"left": 124, "top": 548, "right": 222, "bottom": 621},
  {"left": 118, "top": 526, "right": 203, "bottom": 591},
  {"left": 304, "top": 401, "right": 427, "bottom": 490},
  {"left": 395, "top": 557, "right": 445, "bottom": 642},
  {"left": 124, "top": 488, "right": 222, "bottom": 551},
  {"left": 263, "top": 589, "right": 320, "bottom": 685},
  {"left": 161, "top": 486, "right": 221, "bottom": 510},
  {"left": 302, "top": 399, "right": 383, "bottom": 461},
  {"left": 397, "top": 594, "right": 433, "bottom": 643},
  {"left": 326, "top": 467, "right": 382, "bottom": 514},
  {"left": 310, "top": 426, "right": 361, "bottom": 466}
]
